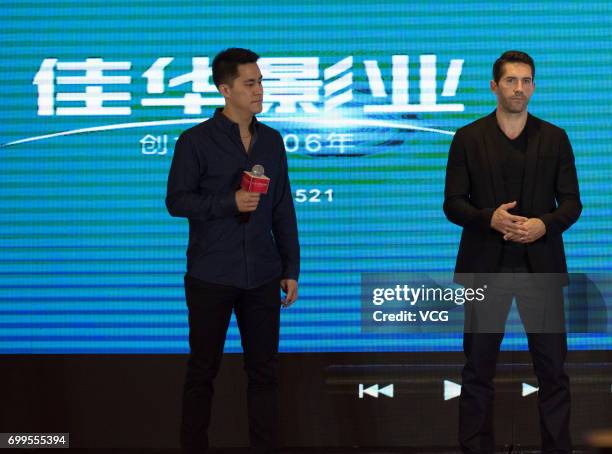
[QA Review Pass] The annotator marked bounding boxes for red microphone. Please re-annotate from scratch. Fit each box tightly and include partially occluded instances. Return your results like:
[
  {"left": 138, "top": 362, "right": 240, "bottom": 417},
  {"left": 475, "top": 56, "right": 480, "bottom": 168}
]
[
  {"left": 239, "top": 165, "right": 269, "bottom": 223},
  {"left": 241, "top": 164, "right": 270, "bottom": 194}
]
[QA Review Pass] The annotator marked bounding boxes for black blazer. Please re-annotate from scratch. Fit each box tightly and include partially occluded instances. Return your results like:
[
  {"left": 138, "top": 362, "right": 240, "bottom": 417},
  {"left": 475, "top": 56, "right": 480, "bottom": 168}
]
[{"left": 443, "top": 112, "right": 582, "bottom": 282}]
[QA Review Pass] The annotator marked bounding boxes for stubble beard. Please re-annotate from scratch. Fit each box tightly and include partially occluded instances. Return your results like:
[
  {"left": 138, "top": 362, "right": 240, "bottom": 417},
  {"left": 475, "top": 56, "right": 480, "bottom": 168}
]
[{"left": 502, "top": 97, "right": 528, "bottom": 114}]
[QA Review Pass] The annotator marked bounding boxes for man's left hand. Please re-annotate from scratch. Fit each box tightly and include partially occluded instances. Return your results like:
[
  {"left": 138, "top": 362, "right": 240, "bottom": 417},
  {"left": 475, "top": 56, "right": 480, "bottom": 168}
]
[
  {"left": 504, "top": 218, "right": 546, "bottom": 243},
  {"left": 280, "top": 279, "right": 298, "bottom": 308}
]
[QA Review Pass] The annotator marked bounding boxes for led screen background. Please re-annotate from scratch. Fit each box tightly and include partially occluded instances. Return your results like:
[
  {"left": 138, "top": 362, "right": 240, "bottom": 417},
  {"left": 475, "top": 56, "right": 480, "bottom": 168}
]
[{"left": 1, "top": 1, "right": 611, "bottom": 353}]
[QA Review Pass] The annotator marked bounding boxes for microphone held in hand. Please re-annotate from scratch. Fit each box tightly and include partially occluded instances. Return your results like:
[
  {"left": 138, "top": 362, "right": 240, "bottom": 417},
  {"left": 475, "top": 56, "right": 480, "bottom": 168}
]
[
  {"left": 241, "top": 165, "right": 270, "bottom": 194},
  {"left": 251, "top": 164, "right": 264, "bottom": 177}
]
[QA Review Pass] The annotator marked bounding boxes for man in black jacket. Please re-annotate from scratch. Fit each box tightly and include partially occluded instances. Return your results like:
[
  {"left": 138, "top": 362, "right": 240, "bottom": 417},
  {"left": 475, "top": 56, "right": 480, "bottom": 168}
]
[
  {"left": 444, "top": 50, "right": 581, "bottom": 453},
  {"left": 166, "top": 48, "right": 299, "bottom": 454}
]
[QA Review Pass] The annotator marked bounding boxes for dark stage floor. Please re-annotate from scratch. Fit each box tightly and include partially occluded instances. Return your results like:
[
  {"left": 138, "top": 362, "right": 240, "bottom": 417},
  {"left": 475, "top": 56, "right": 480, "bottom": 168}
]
[{"left": 14, "top": 448, "right": 592, "bottom": 454}]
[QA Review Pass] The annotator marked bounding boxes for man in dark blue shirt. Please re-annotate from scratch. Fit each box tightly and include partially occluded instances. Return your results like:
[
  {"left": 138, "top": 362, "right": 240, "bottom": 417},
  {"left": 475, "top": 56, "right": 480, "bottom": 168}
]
[{"left": 166, "top": 48, "right": 300, "bottom": 454}]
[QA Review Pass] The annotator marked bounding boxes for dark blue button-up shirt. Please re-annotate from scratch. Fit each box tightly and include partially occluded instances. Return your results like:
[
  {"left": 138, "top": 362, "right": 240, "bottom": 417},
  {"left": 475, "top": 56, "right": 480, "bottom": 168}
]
[{"left": 166, "top": 108, "right": 300, "bottom": 289}]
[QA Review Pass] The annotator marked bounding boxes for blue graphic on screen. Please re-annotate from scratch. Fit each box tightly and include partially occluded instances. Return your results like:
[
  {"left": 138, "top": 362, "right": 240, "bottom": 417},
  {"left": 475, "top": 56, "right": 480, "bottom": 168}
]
[{"left": 1, "top": 1, "right": 610, "bottom": 353}]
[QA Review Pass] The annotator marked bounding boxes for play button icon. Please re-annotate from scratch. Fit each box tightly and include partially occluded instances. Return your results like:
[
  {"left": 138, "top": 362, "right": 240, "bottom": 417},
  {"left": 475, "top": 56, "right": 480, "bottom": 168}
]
[
  {"left": 444, "top": 380, "right": 461, "bottom": 401},
  {"left": 522, "top": 382, "right": 539, "bottom": 397}
]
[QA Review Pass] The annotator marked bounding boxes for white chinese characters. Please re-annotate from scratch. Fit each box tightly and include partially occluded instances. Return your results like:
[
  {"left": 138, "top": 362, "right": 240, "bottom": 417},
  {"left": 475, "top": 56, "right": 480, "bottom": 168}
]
[
  {"left": 34, "top": 58, "right": 132, "bottom": 116},
  {"left": 33, "top": 54, "right": 464, "bottom": 116}
]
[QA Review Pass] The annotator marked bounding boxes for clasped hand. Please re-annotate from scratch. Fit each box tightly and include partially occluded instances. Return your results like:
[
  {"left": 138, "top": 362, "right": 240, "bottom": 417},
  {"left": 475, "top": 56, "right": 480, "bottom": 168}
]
[{"left": 490, "top": 201, "right": 546, "bottom": 243}]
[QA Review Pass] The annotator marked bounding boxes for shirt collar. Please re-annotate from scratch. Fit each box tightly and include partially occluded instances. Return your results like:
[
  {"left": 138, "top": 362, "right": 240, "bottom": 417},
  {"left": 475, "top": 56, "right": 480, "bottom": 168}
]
[{"left": 213, "top": 108, "right": 259, "bottom": 134}]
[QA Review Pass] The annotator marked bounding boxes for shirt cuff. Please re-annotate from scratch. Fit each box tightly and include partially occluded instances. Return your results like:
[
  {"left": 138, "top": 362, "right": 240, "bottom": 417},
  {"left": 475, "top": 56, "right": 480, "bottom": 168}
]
[
  {"left": 213, "top": 191, "right": 239, "bottom": 218},
  {"left": 538, "top": 214, "right": 554, "bottom": 235}
]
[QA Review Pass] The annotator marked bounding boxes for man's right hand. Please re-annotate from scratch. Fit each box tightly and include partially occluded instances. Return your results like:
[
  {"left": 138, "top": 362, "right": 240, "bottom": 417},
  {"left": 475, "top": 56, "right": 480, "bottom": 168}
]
[
  {"left": 235, "top": 189, "right": 261, "bottom": 212},
  {"left": 490, "top": 201, "right": 528, "bottom": 236}
]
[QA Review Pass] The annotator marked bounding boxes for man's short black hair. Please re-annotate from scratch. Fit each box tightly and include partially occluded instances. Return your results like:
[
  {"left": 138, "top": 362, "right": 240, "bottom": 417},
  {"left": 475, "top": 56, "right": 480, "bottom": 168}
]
[
  {"left": 493, "top": 50, "right": 535, "bottom": 83},
  {"left": 212, "top": 48, "right": 260, "bottom": 87}
]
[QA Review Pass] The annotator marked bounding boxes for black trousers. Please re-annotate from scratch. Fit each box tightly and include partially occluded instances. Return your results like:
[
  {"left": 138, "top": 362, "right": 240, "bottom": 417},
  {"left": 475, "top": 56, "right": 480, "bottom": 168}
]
[
  {"left": 180, "top": 274, "right": 281, "bottom": 454},
  {"left": 459, "top": 270, "right": 571, "bottom": 453}
]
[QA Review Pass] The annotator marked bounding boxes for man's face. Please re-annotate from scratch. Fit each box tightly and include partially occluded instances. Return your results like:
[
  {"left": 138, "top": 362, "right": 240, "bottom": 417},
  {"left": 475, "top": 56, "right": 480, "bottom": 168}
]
[
  {"left": 220, "top": 62, "right": 263, "bottom": 115},
  {"left": 490, "top": 62, "right": 535, "bottom": 114}
]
